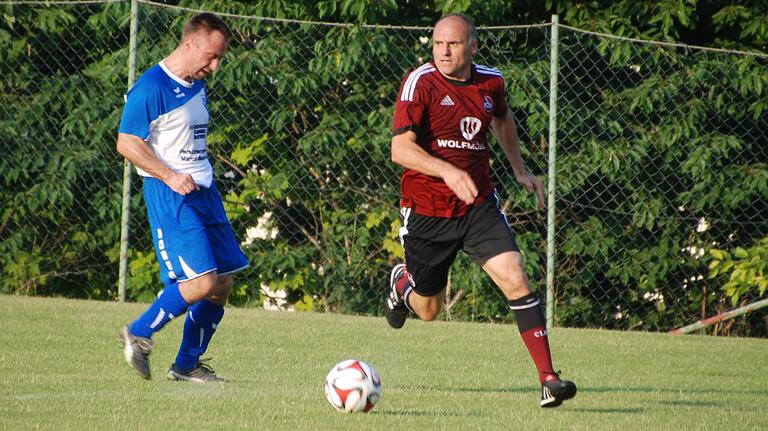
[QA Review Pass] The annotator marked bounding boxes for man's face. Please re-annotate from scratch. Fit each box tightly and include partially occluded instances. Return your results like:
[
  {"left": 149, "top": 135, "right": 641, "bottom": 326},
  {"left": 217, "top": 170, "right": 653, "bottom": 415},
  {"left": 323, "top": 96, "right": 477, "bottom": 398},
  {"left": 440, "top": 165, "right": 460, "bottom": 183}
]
[
  {"left": 432, "top": 17, "right": 477, "bottom": 79},
  {"left": 186, "top": 30, "right": 228, "bottom": 80}
]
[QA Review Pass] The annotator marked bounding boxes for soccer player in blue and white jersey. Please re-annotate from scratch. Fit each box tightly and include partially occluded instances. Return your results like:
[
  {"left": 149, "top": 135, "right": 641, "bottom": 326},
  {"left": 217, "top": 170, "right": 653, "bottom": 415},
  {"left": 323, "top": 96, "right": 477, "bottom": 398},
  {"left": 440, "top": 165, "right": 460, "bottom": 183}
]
[{"left": 117, "top": 13, "right": 248, "bottom": 383}]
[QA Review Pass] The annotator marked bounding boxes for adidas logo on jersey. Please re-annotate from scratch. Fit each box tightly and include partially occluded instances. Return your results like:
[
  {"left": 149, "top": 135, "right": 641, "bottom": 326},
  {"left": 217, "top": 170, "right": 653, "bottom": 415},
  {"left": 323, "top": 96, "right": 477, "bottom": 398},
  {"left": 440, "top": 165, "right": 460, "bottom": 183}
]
[{"left": 440, "top": 95, "right": 455, "bottom": 106}]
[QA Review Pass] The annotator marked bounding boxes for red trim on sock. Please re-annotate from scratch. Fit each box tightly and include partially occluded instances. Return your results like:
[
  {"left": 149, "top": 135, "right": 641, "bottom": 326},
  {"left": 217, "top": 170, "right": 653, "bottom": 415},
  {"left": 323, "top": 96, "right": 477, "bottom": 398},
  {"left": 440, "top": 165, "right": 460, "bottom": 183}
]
[
  {"left": 395, "top": 271, "right": 411, "bottom": 298},
  {"left": 520, "top": 326, "right": 555, "bottom": 384}
]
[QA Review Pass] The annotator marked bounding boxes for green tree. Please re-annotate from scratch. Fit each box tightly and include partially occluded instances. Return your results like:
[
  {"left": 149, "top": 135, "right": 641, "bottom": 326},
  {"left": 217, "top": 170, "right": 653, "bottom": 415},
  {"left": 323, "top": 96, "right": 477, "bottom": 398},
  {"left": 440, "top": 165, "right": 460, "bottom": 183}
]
[
  {"left": 1, "top": 2, "right": 132, "bottom": 298},
  {"left": 2, "top": 0, "right": 766, "bottom": 336}
]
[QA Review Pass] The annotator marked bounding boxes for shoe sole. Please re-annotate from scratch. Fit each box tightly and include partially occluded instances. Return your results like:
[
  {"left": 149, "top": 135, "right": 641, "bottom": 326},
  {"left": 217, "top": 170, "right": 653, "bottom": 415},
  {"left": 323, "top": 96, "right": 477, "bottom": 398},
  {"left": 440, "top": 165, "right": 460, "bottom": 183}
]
[
  {"left": 167, "top": 369, "right": 224, "bottom": 384},
  {"left": 541, "top": 398, "right": 563, "bottom": 408}
]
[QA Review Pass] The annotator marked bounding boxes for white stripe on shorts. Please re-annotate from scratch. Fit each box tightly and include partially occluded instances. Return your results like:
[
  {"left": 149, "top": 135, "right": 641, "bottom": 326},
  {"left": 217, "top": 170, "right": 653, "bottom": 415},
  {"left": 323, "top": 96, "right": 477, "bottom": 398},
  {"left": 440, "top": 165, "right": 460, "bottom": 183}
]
[{"left": 399, "top": 207, "right": 412, "bottom": 245}]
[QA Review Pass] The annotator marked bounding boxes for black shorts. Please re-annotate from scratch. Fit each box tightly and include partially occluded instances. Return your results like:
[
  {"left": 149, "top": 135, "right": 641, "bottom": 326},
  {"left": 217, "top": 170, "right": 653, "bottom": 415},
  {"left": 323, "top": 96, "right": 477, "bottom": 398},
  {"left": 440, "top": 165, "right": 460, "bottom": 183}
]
[{"left": 399, "top": 194, "right": 519, "bottom": 297}]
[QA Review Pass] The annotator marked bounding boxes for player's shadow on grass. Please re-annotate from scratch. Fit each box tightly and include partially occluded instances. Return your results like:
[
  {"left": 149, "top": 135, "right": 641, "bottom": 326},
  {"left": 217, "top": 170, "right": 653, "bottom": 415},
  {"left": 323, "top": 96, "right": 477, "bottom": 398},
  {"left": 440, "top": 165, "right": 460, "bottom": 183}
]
[
  {"left": 372, "top": 409, "right": 485, "bottom": 418},
  {"left": 659, "top": 400, "right": 723, "bottom": 408},
  {"left": 584, "top": 386, "right": 762, "bottom": 396},
  {"left": 578, "top": 407, "right": 645, "bottom": 414},
  {"left": 408, "top": 385, "right": 531, "bottom": 394}
]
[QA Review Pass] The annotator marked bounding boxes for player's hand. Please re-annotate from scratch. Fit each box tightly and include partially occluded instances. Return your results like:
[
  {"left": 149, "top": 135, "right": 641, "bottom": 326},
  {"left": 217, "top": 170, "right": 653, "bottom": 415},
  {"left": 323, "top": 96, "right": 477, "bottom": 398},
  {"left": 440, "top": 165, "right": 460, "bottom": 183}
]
[
  {"left": 443, "top": 166, "right": 478, "bottom": 206},
  {"left": 517, "top": 172, "right": 545, "bottom": 211},
  {"left": 165, "top": 172, "right": 199, "bottom": 195}
]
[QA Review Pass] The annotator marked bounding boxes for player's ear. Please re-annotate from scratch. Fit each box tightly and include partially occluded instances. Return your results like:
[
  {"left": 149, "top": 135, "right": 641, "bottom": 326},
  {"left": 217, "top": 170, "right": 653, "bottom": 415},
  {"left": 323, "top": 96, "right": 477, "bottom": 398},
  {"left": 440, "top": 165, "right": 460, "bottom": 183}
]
[{"left": 181, "top": 36, "right": 195, "bottom": 50}]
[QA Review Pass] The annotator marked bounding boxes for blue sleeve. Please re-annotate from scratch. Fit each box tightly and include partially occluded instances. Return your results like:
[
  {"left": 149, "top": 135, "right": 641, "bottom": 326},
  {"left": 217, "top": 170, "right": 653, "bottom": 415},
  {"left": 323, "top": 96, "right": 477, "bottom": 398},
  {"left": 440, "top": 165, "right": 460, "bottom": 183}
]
[{"left": 118, "top": 77, "right": 163, "bottom": 140}]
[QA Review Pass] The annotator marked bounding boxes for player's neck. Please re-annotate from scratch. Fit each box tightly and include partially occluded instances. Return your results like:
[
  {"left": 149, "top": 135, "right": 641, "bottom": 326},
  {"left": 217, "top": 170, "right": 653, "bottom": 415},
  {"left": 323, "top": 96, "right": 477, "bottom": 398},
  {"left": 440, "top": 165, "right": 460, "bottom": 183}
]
[
  {"left": 163, "top": 50, "right": 194, "bottom": 84},
  {"left": 437, "top": 65, "right": 472, "bottom": 83}
]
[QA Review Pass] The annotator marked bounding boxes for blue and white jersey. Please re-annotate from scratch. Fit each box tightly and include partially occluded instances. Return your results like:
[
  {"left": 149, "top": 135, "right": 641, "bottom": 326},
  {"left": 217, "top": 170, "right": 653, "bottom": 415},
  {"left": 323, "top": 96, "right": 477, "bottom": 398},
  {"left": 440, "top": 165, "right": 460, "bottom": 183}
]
[{"left": 119, "top": 61, "right": 213, "bottom": 187}]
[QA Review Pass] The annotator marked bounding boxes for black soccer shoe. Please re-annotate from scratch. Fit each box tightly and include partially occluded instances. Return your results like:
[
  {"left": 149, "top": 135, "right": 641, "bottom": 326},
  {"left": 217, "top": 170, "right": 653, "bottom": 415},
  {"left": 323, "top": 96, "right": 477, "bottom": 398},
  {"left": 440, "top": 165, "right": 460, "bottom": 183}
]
[
  {"left": 119, "top": 325, "right": 153, "bottom": 380},
  {"left": 167, "top": 359, "right": 224, "bottom": 383},
  {"left": 540, "top": 374, "right": 577, "bottom": 408},
  {"left": 384, "top": 263, "right": 408, "bottom": 329}
]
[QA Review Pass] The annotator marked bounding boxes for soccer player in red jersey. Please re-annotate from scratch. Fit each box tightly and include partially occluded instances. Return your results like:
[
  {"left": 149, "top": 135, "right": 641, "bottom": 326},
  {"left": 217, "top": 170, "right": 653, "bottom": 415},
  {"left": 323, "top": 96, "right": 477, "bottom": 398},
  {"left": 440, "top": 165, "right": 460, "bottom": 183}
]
[{"left": 384, "top": 14, "right": 577, "bottom": 408}]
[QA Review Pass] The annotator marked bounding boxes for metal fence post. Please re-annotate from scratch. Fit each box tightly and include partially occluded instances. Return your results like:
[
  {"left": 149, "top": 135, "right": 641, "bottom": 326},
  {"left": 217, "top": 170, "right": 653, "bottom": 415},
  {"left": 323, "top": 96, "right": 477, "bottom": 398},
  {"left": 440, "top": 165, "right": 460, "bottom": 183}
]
[
  {"left": 118, "top": 0, "right": 139, "bottom": 302},
  {"left": 545, "top": 15, "right": 559, "bottom": 328}
]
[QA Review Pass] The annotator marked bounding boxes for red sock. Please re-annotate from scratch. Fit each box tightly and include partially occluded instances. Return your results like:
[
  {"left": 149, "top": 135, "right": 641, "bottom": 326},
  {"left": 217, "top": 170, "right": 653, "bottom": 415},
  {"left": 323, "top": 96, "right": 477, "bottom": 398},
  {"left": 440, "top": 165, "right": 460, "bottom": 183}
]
[
  {"left": 395, "top": 270, "right": 411, "bottom": 298},
  {"left": 509, "top": 293, "right": 556, "bottom": 384},
  {"left": 519, "top": 327, "right": 556, "bottom": 383},
  {"left": 395, "top": 269, "right": 414, "bottom": 312}
]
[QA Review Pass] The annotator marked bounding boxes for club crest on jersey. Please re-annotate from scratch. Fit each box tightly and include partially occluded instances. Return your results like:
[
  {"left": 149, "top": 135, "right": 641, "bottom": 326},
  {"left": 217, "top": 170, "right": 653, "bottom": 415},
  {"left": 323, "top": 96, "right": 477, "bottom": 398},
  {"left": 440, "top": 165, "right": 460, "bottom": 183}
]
[
  {"left": 483, "top": 95, "right": 493, "bottom": 112},
  {"left": 460, "top": 117, "right": 482, "bottom": 141}
]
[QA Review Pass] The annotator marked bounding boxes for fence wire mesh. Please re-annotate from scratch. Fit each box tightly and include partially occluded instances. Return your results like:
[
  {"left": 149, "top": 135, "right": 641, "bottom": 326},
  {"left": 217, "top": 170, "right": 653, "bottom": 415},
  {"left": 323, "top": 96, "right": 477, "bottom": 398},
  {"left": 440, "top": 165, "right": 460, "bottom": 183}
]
[
  {"left": 1, "top": 1, "right": 766, "bottom": 335},
  {"left": 0, "top": 1, "right": 131, "bottom": 298},
  {"left": 554, "top": 27, "right": 768, "bottom": 333}
]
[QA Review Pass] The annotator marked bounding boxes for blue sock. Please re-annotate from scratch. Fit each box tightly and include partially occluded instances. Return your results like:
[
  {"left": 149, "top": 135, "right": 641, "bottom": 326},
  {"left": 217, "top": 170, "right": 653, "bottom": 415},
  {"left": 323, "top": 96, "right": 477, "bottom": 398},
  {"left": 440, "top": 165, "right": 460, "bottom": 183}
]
[
  {"left": 129, "top": 283, "right": 189, "bottom": 339},
  {"left": 175, "top": 300, "right": 225, "bottom": 371}
]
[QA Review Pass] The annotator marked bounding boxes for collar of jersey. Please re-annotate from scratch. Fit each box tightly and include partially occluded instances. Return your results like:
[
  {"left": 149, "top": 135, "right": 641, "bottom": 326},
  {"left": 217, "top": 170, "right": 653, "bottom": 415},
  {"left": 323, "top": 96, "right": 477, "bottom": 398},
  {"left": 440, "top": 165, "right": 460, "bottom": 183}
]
[
  {"left": 159, "top": 60, "right": 195, "bottom": 88},
  {"left": 432, "top": 62, "right": 474, "bottom": 87}
]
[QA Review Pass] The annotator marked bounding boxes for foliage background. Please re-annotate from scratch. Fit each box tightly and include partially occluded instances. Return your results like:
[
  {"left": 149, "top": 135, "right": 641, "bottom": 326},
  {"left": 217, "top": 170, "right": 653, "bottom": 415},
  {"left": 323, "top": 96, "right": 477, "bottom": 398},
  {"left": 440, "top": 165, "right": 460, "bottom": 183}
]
[{"left": 1, "top": 0, "right": 766, "bottom": 336}]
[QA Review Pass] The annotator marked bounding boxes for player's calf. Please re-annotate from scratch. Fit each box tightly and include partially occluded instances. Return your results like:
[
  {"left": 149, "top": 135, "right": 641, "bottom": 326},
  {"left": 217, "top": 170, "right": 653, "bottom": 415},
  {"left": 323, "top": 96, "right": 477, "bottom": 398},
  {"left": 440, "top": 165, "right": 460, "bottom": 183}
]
[{"left": 410, "top": 295, "right": 443, "bottom": 321}]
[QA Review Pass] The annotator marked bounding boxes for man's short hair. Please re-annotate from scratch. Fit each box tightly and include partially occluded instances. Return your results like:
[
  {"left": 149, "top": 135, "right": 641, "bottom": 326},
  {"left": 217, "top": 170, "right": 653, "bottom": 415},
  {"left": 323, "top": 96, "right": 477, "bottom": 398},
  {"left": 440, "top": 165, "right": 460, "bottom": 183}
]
[
  {"left": 436, "top": 13, "right": 478, "bottom": 43},
  {"left": 182, "top": 12, "right": 232, "bottom": 42}
]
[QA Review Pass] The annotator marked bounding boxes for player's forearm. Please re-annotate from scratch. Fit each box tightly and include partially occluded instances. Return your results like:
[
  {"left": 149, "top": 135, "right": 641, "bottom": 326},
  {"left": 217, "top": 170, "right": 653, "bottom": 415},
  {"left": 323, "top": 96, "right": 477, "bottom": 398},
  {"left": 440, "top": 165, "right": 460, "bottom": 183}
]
[
  {"left": 116, "top": 133, "right": 175, "bottom": 182},
  {"left": 391, "top": 132, "right": 457, "bottom": 178},
  {"left": 492, "top": 112, "right": 528, "bottom": 178}
]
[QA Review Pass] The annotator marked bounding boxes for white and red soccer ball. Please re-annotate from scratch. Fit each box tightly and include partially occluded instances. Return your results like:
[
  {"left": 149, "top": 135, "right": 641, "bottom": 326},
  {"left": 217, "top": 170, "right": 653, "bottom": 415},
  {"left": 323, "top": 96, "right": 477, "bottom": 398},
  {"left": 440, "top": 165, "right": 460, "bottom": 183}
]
[{"left": 324, "top": 359, "right": 382, "bottom": 413}]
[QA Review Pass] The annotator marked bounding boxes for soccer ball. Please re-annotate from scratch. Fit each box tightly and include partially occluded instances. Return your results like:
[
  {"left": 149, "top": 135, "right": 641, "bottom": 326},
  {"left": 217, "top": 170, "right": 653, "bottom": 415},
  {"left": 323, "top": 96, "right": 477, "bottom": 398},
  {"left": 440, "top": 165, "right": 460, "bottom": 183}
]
[{"left": 324, "top": 359, "right": 382, "bottom": 413}]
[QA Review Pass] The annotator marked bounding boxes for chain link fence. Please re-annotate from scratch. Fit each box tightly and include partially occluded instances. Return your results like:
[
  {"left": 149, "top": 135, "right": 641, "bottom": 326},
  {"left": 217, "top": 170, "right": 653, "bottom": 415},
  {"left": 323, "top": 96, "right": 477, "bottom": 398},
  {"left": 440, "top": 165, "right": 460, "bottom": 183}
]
[
  {"left": 2, "top": 1, "right": 766, "bottom": 335},
  {"left": 554, "top": 27, "right": 768, "bottom": 333}
]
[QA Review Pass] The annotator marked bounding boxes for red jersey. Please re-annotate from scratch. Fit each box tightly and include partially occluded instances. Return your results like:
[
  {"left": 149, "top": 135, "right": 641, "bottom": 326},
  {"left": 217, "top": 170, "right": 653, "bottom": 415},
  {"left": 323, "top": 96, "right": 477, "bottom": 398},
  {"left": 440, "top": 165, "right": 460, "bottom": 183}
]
[{"left": 392, "top": 62, "right": 509, "bottom": 218}]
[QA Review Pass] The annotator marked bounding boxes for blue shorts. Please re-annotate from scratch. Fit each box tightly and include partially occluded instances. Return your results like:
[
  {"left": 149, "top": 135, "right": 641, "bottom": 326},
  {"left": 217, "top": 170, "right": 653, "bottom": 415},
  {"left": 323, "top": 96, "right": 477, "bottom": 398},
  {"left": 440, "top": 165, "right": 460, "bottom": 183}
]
[{"left": 143, "top": 177, "right": 249, "bottom": 286}]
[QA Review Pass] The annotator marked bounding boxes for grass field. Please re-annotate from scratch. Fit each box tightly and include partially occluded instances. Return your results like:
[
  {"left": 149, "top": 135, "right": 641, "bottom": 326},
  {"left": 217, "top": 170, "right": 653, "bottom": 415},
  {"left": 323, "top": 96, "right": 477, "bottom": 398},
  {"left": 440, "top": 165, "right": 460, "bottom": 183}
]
[{"left": 1, "top": 295, "right": 766, "bottom": 430}]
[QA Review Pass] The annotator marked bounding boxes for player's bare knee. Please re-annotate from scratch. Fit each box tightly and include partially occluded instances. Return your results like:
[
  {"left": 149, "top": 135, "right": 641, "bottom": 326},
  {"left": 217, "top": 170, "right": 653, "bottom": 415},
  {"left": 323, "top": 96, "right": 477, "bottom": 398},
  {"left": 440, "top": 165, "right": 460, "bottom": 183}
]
[
  {"left": 491, "top": 266, "right": 530, "bottom": 300},
  {"left": 501, "top": 277, "right": 531, "bottom": 300},
  {"left": 191, "top": 273, "right": 220, "bottom": 298}
]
